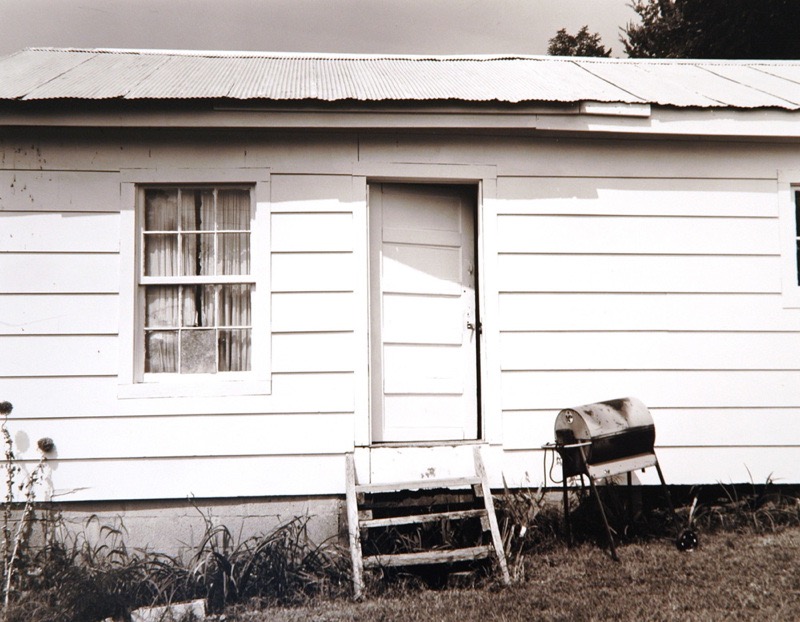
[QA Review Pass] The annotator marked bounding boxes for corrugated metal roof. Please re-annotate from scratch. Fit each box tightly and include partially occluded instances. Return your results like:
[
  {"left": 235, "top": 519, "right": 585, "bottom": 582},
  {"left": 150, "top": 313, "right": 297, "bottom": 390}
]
[{"left": 1, "top": 48, "right": 800, "bottom": 109}]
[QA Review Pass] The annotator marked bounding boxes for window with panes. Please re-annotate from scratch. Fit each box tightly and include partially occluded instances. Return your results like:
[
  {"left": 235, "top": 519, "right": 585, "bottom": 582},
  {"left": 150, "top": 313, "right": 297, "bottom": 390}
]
[{"left": 140, "top": 186, "right": 253, "bottom": 375}]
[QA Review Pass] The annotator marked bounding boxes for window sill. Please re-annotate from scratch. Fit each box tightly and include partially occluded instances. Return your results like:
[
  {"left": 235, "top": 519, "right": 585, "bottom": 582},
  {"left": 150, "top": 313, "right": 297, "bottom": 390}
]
[{"left": 118, "top": 378, "right": 272, "bottom": 399}]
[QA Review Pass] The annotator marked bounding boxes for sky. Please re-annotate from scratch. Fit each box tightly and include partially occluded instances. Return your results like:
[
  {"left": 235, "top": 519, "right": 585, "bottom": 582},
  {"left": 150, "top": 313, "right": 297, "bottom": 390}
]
[{"left": 0, "top": 0, "right": 636, "bottom": 58}]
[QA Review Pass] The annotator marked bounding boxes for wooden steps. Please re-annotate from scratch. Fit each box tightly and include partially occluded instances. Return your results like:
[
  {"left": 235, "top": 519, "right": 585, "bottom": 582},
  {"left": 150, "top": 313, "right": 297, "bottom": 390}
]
[
  {"left": 345, "top": 446, "right": 511, "bottom": 599},
  {"left": 363, "top": 545, "right": 494, "bottom": 568},
  {"left": 355, "top": 477, "right": 481, "bottom": 495}
]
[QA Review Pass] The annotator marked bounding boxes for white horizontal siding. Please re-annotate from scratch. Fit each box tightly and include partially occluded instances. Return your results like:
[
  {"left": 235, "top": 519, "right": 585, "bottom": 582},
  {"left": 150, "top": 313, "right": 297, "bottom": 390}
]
[
  {"left": 271, "top": 212, "right": 354, "bottom": 252},
  {"left": 0, "top": 253, "right": 119, "bottom": 293},
  {"left": 494, "top": 176, "right": 777, "bottom": 217},
  {"left": 0, "top": 335, "right": 116, "bottom": 376},
  {"left": 651, "top": 446, "right": 800, "bottom": 486},
  {"left": 0, "top": 372, "right": 355, "bottom": 418},
  {"left": 272, "top": 332, "right": 355, "bottom": 372},
  {"left": 500, "top": 332, "right": 800, "bottom": 371},
  {"left": 270, "top": 173, "right": 356, "bottom": 211},
  {"left": 271, "top": 183, "right": 360, "bottom": 306},
  {"left": 2, "top": 134, "right": 799, "bottom": 499},
  {"left": 7, "top": 413, "right": 354, "bottom": 460},
  {"left": 0, "top": 294, "right": 118, "bottom": 335},
  {"left": 498, "top": 293, "right": 800, "bottom": 331},
  {"left": 272, "top": 292, "right": 355, "bottom": 332},
  {"left": 497, "top": 254, "right": 780, "bottom": 293},
  {"left": 32, "top": 454, "right": 346, "bottom": 501},
  {"left": 0, "top": 170, "right": 120, "bottom": 212},
  {"left": 497, "top": 214, "right": 778, "bottom": 255},
  {"left": 494, "top": 169, "right": 800, "bottom": 483},
  {"left": 1, "top": 211, "right": 120, "bottom": 252},
  {"left": 501, "top": 370, "right": 800, "bottom": 410},
  {"left": 271, "top": 252, "right": 354, "bottom": 292}
]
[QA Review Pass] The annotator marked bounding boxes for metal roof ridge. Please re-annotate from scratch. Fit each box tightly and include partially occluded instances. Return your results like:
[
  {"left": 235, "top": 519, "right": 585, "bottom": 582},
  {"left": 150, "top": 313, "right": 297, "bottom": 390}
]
[
  {"left": 576, "top": 56, "right": 800, "bottom": 66},
  {"left": 20, "top": 47, "right": 554, "bottom": 61},
  {"left": 18, "top": 48, "right": 800, "bottom": 65}
]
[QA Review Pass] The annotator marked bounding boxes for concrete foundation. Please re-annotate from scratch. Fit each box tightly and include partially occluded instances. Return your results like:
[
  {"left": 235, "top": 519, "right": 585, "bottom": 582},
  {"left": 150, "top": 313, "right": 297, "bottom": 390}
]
[{"left": 35, "top": 496, "right": 345, "bottom": 558}]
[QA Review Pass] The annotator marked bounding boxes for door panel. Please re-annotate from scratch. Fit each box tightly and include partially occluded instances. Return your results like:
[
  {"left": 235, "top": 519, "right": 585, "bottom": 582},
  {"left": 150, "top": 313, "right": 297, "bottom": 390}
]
[
  {"left": 369, "top": 183, "right": 478, "bottom": 442},
  {"left": 382, "top": 294, "right": 464, "bottom": 344},
  {"left": 382, "top": 245, "right": 462, "bottom": 295}
]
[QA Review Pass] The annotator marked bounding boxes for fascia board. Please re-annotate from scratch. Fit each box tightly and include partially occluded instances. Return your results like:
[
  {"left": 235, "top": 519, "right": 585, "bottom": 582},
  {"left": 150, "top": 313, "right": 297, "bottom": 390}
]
[{"left": 0, "top": 106, "right": 799, "bottom": 138}]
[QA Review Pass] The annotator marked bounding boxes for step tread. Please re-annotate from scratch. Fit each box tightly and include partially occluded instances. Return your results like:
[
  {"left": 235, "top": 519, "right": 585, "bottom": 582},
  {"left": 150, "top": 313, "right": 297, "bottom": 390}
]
[
  {"left": 363, "top": 545, "right": 493, "bottom": 568},
  {"left": 355, "top": 477, "right": 481, "bottom": 494},
  {"left": 361, "top": 508, "right": 487, "bottom": 529}
]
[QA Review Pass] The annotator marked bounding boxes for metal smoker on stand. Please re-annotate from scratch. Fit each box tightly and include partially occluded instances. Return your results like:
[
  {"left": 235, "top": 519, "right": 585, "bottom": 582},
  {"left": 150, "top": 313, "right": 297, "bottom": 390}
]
[{"left": 548, "top": 397, "right": 697, "bottom": 560}]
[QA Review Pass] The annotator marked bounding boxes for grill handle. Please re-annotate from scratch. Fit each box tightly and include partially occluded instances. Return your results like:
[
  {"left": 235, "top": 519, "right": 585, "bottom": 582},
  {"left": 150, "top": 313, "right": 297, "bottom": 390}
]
[{"left": 542, "top": 441, "right": 592, "bottom": 450}]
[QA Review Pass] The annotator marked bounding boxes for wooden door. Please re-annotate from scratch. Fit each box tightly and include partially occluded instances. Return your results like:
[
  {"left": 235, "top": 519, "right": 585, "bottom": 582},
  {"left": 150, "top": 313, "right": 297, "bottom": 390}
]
[{"left": 369, "top": 184, "right": 479, "bottom": 442}]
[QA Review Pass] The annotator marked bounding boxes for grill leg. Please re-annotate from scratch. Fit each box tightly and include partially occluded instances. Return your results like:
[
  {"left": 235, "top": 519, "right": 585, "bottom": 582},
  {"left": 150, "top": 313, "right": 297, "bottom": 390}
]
[
  {"left": 577, "top": 446, "right": 619, "bottom": 562},
  {"left": 587, "top": 475, "right": 619, "bottom": 562},
  {"left": 562, "top": 473, "right": 572, "bottom": 547},
  {"left": 627, "top": 471, "right": 634, "bottom": 527},
  {"left": 655, "top": 459, "right": 679, "bottom": 525}
]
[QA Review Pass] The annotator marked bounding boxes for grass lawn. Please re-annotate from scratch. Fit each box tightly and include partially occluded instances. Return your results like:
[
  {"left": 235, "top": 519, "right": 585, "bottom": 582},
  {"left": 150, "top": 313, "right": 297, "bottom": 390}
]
[{"left": 231, "top": 527, "right": 800, "bottom": 621}]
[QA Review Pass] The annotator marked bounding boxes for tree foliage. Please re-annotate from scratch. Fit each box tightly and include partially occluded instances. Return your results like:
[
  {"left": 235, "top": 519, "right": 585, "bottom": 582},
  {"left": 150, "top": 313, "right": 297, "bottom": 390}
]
[
  {"left": 621, "top": 0, "right": 800, "bottom": 59},
  {"left": 547, "top": 26, "right": 611, "bottom": 57}
]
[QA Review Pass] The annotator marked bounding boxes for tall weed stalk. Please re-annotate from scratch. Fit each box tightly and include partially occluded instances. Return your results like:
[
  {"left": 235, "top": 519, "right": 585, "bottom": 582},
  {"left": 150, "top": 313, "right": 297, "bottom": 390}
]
[{"left": 0, "top": 401, "right": 51, "bottom": 618}]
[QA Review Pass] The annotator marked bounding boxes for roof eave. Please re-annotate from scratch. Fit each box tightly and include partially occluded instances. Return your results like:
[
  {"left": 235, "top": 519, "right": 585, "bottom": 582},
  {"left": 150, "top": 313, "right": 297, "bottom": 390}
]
[{"left": 0, "top": 98, "right": 799, "bottom": 140}]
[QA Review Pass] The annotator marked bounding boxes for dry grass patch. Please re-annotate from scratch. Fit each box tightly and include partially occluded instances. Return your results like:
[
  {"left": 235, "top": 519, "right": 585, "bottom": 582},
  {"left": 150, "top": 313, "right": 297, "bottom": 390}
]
[{"left": 248, "top": 528, "right": 800, "bottom": 622}]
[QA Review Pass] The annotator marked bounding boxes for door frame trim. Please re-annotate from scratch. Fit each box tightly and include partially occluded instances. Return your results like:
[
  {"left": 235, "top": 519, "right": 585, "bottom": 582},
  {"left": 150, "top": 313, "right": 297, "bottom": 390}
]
[
  {"left": 355, "top": 163, "right": 500, "bottom": 448},
  {"left": 368, "top": 182, "right": 478, "bottom": 444}
]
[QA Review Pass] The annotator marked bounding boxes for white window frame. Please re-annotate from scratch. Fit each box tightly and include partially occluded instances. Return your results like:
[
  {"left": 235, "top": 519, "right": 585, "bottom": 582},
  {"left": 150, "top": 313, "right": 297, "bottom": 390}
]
[
  {"left": 118, "top": 169, "right": 271, "bottom": 398},
  {"left": 778, "top": 171, "right": 800, "bottom": 309}
]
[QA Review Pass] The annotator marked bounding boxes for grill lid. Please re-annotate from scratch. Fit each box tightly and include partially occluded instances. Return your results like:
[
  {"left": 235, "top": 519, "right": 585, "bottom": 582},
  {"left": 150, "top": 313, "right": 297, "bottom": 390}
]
[{"left": 555, "top": 397, "right": 653, "bottom": 441}]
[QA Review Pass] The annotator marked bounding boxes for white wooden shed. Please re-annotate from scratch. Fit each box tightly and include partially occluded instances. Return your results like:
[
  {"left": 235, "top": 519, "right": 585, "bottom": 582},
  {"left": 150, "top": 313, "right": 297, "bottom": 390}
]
[{"left": 1, "top": 48, "right": 800, "bottom": 545}]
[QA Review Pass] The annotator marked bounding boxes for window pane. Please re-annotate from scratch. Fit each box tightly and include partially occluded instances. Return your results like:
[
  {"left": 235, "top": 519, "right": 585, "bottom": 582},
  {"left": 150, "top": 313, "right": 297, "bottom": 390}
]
[
  {"left": 145, "top": 286, "right": 179, "bottom": 327},
  {"left": 180, "top": 330, "right": 216, "bottom": 373},
  {"left": 217, "top": 189, "right": 250, "bottom": 230},
  {"left": 181, "top": 233, "right": 214, "bottom": 276},
  {"left": 145, "top": 189, "right": 178, "bottom": 231},
  {"left": 217, "top": 233, "right": 250, "bottom": 275},
  {"left": 145, "top": 331, "right": 178, "bottom": 373},
  {"left": 180, "top": 189, "right": 215, "bottom": 231},
  {"left": 219, "top": 284, "right": 251, "bottom": 326},
  {"left": 182, "top": 285, "right": 215, "bottom": 328},
  {"left": 180, "top": 189, "right": 197, "bottom": 231},
  {"left": 218, "top": 329, "right": 251, "bottom": 372},
  {"left": 201, "top": 190, "right": 215, "bottom": 230},
  {"left": 144, "top": 234, "right": 179, "bottom": 276}
]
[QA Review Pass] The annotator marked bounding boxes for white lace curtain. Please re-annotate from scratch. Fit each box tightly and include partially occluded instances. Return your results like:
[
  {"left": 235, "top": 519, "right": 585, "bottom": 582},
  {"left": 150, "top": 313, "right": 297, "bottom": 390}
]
[{"left": 143, "top": 188, "right": 251, "bottom": 374}]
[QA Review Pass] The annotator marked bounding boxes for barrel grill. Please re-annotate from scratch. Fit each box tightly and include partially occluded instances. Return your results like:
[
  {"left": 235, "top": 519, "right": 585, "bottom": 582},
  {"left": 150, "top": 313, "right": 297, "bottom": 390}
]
[
  {"left": 550, "top": 397, "right": 695, "bottom": 559},
  {"left": 554, "top": 397, "right": 657, "bottom": 479}
]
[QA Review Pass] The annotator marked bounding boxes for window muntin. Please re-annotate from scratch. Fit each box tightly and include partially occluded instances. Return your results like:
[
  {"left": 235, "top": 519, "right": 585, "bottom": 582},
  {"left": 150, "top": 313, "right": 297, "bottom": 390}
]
[{"left": 140, "top": 186, "right": 253, "bottom": 376}]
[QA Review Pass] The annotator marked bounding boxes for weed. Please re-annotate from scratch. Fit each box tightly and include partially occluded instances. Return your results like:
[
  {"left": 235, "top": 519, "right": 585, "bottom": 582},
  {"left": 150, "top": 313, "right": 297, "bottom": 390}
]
[
  {"left": 189, "top": 509, "right": 349, "bottom": 612},
  {"left": 0, "top": 510, "right": 350, "bottom": 621},
  {"left": 494, "top": 483, "right": 562, "bottom": 581},
  {"left": 688, "top": 476, "right": 800, "bottom": 535},
  {"left": 0, "top": 401, "right": 53, "bottom": 619}
]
